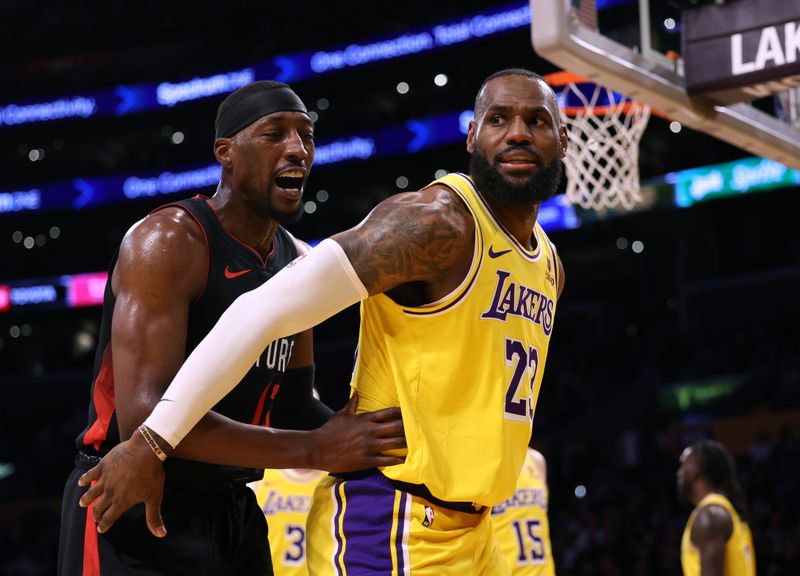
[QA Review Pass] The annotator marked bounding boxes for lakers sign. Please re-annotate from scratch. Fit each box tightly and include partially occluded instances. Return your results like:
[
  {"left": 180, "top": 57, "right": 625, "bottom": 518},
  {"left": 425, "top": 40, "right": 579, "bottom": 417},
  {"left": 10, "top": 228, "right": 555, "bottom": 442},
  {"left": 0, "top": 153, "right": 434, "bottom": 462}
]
[{"left": 682, "top": 0, "right": 800, "bottom": 104}]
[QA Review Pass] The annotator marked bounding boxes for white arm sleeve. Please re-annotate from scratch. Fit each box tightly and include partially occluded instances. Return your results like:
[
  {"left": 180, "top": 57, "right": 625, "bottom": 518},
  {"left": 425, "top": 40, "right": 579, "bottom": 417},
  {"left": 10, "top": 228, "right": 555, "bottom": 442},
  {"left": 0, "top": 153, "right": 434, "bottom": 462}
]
[{"left": 144, "top": 238, "right": 368, "bottom": 447}]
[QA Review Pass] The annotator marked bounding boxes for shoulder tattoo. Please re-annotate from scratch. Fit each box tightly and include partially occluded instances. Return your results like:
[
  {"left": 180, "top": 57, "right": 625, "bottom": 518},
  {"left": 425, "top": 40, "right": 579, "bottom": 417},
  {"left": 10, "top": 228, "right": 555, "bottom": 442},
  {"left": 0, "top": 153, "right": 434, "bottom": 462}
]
[{"left": 336, "top": 190, "right": 473, "bottom": 291}]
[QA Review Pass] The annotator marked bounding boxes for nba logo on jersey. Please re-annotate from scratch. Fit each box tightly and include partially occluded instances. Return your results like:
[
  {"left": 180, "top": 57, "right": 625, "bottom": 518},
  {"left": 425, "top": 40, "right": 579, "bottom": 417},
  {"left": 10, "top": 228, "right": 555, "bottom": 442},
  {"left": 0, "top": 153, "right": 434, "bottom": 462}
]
[
  {"left": 422, "top": 505, "right": 435, "bottom": 527},
  {"left": 545, "top": 258, "right": 555, "bottom": 287}
]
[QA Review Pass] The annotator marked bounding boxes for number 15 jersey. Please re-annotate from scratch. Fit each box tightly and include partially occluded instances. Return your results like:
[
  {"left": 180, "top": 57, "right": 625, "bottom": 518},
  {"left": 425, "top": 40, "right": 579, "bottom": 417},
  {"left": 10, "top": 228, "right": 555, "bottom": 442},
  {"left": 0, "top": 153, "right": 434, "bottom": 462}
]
[
  {"left": 492, "top": 448, "right": 556, "bottom": 575},
  {"left": 353, "top": 173, "right": 560, "bottom": 507}
]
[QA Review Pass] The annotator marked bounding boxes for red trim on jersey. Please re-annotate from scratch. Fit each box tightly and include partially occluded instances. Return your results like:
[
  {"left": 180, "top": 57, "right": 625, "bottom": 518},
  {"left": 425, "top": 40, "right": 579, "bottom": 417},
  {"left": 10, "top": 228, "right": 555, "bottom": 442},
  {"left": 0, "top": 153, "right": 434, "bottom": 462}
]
[
  {"left": 179, "top": 206, "right": 210, "bottom": 303},
  {"left": 264, "top": 238, "right": 276, "bottom": 263},
  {"left": 204, "top": 199, "right": 274, "bottom": 266},
  {"left": 83, "top": 489, "right": 100, "bottom": 576},
  {"left": 251, "top": 383, "right": 281, "bottom": 426},
  {"left": 251, "top": 384, "right": 271, "bottom": 426},
  {"left": 263, "top": 384, "right": 281, "bottom": 428},
  {"left": 83, "top": 346, "right": 115, "bottom": 451}
]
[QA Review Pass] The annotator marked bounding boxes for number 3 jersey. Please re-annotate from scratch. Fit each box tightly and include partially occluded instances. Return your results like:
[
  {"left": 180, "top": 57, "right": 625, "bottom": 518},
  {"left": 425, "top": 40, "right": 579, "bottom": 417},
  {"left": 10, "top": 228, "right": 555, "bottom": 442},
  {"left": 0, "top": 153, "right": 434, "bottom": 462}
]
[
  {"left": 251, "top": 469, "right": 326, "bottom": 576},
  {"left": 353, "top": 173, "right": 560, "bottom": 507},
  {"left": 492, "top": 448, "right": 556, "bottom": 575}
]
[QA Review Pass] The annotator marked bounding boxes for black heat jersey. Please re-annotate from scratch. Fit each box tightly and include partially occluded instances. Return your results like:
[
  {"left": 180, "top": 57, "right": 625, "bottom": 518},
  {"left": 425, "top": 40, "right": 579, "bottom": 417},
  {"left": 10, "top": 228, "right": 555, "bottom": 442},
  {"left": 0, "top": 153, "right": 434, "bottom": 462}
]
[{"left": 74, "top": 196, "right": 299, "bottom": 483}]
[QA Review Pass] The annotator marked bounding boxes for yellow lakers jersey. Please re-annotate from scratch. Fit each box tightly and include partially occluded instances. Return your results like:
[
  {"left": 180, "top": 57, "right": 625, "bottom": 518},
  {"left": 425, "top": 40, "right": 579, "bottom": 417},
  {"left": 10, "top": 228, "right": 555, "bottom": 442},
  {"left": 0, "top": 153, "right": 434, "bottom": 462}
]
[
  {"left": 492, "top": 448, "right": 555, "bottom": 575},
  {"left": 251, "top": 469, "right": 326, "bottom": 576},
  {"left": 353, "top": 173, "right": 560, "bottom": 507},
  {"left": 681, "top": 493, "right": 756, "bottom": 576}
]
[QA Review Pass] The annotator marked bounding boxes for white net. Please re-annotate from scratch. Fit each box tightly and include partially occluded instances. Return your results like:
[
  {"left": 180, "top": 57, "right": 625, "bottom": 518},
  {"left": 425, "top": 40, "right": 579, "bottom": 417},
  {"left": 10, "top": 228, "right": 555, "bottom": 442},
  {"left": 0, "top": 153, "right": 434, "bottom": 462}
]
[{"left": 559, "top": 82, "right": 651, "bottom": 210}]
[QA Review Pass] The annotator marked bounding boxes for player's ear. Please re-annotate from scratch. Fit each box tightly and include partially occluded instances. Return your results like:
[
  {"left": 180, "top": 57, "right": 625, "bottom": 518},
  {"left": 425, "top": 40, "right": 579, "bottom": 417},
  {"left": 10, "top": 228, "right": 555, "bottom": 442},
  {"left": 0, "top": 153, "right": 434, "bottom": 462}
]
[
  {"left": 214, "top": 138, "right": 233, "bottom": 169},
  {"left": 466, "top": 121, "right": 477, "bottom": 154}
]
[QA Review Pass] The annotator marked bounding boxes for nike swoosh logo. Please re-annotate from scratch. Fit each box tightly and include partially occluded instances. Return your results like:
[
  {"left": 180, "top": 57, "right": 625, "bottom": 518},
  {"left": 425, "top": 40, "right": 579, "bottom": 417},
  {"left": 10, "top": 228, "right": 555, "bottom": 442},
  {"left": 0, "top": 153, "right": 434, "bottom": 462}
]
[
  {"left": 488, "top": 246, "right": 513, "bottom": 258},
  {"left": 224, "top": 266, "right": 252, "bottom": 279}
]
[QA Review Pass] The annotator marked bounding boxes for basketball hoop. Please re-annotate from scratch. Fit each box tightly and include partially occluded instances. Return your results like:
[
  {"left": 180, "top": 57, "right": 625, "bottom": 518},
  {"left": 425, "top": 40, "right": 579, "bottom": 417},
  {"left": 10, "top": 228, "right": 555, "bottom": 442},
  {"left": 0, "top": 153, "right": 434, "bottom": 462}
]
[{"left": 546, "top": 72, "right": 651, "bottom": 211}]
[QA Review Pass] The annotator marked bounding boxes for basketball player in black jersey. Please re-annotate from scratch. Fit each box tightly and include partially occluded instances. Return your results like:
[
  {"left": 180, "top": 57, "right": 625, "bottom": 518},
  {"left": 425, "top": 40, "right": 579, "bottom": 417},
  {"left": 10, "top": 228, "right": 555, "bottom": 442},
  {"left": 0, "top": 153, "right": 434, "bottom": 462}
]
[{"left": 58, "top": 81, "right": 406, "bottom": 576}]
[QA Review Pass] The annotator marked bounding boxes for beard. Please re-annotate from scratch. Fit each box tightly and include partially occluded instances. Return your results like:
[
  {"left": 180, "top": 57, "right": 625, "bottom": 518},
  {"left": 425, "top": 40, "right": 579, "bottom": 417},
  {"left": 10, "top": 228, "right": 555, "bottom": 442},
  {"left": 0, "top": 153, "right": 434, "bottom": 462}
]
[
  {"left": 256, "top": 183, "right": 304, "bottom": 225},
  {"left": 268, "top": 202, "right": 304, "bottom": 225},
  {"left": 469, "top": 146, "right": 563, "bottom": 206}
]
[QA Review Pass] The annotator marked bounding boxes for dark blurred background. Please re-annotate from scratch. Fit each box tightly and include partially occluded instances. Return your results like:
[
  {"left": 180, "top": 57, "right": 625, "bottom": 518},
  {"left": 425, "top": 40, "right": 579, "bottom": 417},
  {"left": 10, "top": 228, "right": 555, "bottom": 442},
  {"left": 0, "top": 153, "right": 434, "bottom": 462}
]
[{"left": 1, "top": 1, "right": 798, "bottom": 574}]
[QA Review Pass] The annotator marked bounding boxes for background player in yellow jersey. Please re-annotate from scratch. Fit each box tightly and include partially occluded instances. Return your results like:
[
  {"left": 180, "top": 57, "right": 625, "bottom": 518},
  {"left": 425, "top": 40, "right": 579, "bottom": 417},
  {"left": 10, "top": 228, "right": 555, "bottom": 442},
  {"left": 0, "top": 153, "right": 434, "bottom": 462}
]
[
  {"left": 492, "top": 447, "right": 555, "bottom": 575},
  {"left": 677, "top": 440, "right": 756, "bottom": 576},
  {"left": 78, "top": 68, "right": 568, "bottom": 574},
  {"left": 250, "top": 469, "right": 325, "bottom": 576}
]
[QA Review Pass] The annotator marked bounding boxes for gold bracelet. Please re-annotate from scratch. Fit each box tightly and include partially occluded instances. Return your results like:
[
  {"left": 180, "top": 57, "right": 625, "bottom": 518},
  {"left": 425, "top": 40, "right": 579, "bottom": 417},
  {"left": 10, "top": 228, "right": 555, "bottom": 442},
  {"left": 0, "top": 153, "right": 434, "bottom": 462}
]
[{"left": 138, "top": 425, "right": 167, "bottom": 462}]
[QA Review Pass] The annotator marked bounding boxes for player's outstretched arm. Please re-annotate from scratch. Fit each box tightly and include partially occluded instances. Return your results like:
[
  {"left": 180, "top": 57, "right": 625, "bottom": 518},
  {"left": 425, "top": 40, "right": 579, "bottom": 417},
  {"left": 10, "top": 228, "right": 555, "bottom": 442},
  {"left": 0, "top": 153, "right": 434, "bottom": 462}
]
[
  {"left": 77, "top": 186, "right": 471, "bottom": 537},
  {"left": 143, "top": 185, "right": 473, "bottom": 450}
]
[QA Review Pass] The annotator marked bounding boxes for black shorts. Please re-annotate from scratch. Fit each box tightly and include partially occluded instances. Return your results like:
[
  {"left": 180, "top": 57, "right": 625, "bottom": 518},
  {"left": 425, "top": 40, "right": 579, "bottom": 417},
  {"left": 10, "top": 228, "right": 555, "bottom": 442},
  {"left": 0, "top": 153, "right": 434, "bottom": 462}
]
[{"left": 58, "top": 464, "right": 272, "bottom": 576}]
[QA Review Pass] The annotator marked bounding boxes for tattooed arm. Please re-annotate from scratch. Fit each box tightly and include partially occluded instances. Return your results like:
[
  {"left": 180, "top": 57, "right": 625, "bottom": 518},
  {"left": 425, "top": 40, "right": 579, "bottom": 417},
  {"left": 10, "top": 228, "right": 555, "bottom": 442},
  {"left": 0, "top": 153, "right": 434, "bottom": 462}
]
[
  {"left": 334, "top": 185, "right": 475, "bottom": 297},
  {"left": 143, "top": 184, "right": 474, "bottom": 446}
]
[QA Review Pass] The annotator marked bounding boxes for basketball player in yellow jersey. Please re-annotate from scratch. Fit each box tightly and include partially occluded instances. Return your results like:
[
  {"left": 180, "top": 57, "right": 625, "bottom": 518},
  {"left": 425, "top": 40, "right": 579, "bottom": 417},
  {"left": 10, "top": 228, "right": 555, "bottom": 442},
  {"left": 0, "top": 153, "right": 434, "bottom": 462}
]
[
  {"left": 250, "top": 469, "right": 325, "bottom": 576},
  {"left": 492, "top": 448, "right": 555, "bottom": 575},
  {"left": 678, "top": 440, "right": 756, "bottom": 576},
  {"left": 79, "top": 68, "right": 567, "bottom": 574},
  {"left": 303, "top": 70, "right": 566, "bottom": 575}
]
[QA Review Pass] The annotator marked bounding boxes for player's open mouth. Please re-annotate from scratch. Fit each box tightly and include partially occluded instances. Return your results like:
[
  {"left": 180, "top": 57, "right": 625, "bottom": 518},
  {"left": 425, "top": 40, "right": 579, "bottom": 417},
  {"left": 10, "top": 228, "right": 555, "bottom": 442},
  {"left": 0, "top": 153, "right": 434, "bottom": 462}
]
[{"left": 275, "top": 168, "right": 305, "bottom": 191}]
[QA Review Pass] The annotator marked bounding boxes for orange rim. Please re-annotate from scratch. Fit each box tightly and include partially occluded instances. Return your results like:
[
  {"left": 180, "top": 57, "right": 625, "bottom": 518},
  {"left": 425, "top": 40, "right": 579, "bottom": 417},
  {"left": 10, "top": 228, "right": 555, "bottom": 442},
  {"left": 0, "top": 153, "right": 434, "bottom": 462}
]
[
  {"left": 548, "top": 70, "right": 668, "bottom": 119},
  {"left": 560, "top": 101, "right": 647, "bottom": 117},
  {"left": 544, "top": 71, "right": 589, "bottom": 86}
]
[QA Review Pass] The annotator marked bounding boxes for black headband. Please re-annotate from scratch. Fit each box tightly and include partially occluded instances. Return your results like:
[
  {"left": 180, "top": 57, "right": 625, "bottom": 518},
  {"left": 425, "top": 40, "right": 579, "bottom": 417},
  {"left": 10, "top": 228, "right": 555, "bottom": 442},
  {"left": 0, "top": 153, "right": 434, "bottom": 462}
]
[{"left": 215, "top": 86, "right": 309, "bottom": 138}]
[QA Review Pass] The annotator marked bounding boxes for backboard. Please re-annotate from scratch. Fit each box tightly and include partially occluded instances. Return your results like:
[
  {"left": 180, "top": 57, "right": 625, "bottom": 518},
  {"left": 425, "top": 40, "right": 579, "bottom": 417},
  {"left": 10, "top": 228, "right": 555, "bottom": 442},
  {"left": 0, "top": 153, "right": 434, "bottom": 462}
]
[{"left": 530, "top": 0, "right": 800, "bottom": 170}]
